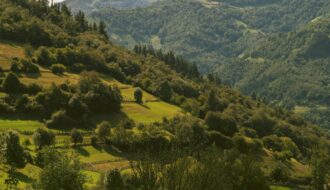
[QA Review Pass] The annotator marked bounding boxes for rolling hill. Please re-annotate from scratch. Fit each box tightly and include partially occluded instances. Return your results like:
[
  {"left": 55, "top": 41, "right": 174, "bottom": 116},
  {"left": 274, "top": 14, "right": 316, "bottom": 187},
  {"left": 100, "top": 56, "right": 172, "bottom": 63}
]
[
  {"left": 0, "top": 0, "right": 329, "bottom": 189},
  {"left": 63, "top": 0, "right": 330, "bottom": 129}
]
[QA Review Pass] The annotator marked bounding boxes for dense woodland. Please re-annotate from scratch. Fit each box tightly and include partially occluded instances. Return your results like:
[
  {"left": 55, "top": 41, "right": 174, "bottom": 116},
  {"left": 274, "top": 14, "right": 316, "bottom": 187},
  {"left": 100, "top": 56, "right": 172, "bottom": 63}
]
[
  {"left": 70, "top": 0, "right": 330, "bottom": 129},
  {"left": 0, "top": 0, "right": 329, "bottom": 189}
]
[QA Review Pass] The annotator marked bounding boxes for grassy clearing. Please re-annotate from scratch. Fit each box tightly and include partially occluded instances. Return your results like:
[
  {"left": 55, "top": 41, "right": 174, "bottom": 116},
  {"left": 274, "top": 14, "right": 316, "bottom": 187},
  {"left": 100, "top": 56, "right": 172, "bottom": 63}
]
[
  {"left": 84, "top": 170, "right": 101, "bottom": 189},
  {"left": 20, "top": 71, "right": 80, "bottom": 86},
  {"left": 121, "top": 102, "right": 182, "bottom": 123},
  {"left": 150, "top": 35, "right": 162, "bottom": 50},
  {"left": 1, "top": 52, "right": 182, "bottom": 125},
  {"left": 289, "top": 158, "right": 311, "bottom": 179},
  {"left": 0, "top": 92, "right": 7, "bottom": 98},
  {"left": 270, "top": 186, "right": 292, "bottom": 190},
  {"left": 74, "top": 145, "right": 124, "bottom": 163},
  {"left": 92, "top": 101, "right": 182, "bottom": 125},
  {"left": 294, "top": 106, "right": 310, "bottom": 114},
  {"left": 0, "top": 119, "right": 44, "bottom": 132},
  {"left": 294, "top": 105, "right": 328, "bottom": 114},
  {"left": 120, "top": 87, "right": 158, "bottom": 102},
  {"left": 87, "top": 160, "right": 130, "bottom": 173},
  {"left": 0, "top": 41, "right": 25, "bottom": 70},
  {"left": 0, "top": 164, "right": 40, "bottom": 190}
]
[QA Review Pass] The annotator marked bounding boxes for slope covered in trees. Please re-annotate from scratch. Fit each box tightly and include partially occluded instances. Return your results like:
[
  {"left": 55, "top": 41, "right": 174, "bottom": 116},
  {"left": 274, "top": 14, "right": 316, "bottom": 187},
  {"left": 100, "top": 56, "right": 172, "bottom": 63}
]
[
  {"left": 64, "top": 0, "right": 330, "bottom": 128},
  {"left": 219, "top": 16, "right": 330, "bottom": 103},
  {"left": 0, "top": 0, "right": 329, "bottom": 189}
]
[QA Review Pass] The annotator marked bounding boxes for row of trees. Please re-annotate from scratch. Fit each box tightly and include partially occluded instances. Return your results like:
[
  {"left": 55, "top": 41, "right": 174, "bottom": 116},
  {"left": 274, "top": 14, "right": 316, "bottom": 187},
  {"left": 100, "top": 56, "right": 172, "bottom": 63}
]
[{"left": 134, "top": 45, "right": 200, "bottom": 78}]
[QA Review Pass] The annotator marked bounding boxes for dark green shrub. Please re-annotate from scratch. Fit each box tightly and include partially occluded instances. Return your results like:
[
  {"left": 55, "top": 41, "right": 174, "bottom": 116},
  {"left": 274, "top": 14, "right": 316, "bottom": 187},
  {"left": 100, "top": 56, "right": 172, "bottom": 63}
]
[
  {"left": 26, "top": 83, "right": 43, "bottom": 95},
  {"left": 91, "top": 135, "right": 98, "bottom": 146},
  {"left": 248, "top": 110, "right": 277, "bottom": 137},
  {"left": 51, "top": 64, "right": 66, "bottom": 75},
  {"left": 118, "top": 119, "right": 135, "bottom": 130},
  {"left": 95, "top": 121, "right": 111, "bottom": 142},
  {"left": 46, "top": 110, "right": 76, "bottom": 129},
  {"left": 71, "top": 128, "right": 83, "bottom": 146},
  {"left": 207, "top": 131, "right": 233, "bottom": 149},
  {"left": 3, "top": 130, "right": 27, "bottom": 168},
  {"left": 205, "top": 111, "right": 238, "bottom": 136},
  {"left": 233, "top": 135, "right": 263, "bottom": 154},
  {"left": 105, "top": 169, "right": 125, "bottom": 190},
  {"left": 71, "top": 63, "right": 85, "bottom": 73},
  {"left": 2, "top": 72, "right": 23, "bottom": 93},
  {"left": 21, "top": 59, "right": 40, "bottom": 73},
  {"left": 67, "top": 95, "right": 89, "bottom": 119},
  {"left": 33, "top": 128, "right": 55, "bottom": 150},
  {"left": 0, "top": 101, "right": 15, "bottom": 113},
  {"left": 134, "top": 88, "right": 143, "bottom": 103}
]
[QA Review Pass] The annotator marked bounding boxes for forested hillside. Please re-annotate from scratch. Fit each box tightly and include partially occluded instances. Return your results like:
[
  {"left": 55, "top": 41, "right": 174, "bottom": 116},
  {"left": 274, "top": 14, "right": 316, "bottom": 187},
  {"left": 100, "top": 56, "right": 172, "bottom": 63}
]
[
  {"left": 222, "top": 16, "right": 330, "bottom": 102},
  {"left": 64, "top": 0, "right": 330, "bottom": 129},
  {"left": 0, "top": 0, "right": 329, "bottom": 189},
  {"left": 64, "top": 0, "right": 160, "bottom": 13}
]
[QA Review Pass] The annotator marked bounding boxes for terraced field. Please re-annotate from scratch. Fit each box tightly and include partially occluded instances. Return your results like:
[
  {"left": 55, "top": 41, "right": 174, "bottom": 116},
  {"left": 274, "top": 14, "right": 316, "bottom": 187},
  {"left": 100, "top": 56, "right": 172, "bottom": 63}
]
[{"left": 0, "top": 41, "right": 183, "bottom": 188}]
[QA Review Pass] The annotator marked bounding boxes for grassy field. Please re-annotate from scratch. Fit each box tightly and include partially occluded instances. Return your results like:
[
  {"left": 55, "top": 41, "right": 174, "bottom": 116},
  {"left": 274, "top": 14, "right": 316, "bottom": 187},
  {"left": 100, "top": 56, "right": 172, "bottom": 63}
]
[
  {"left": 0, "top": 143, "right": 128, "bottom": 189},
  {"left": 121, "top": 102, "right": 182, "bottom": 123},
  {"left": 271, "top": 186, "right": 292, "bottom": 190},
  {"left": 0, "top": 41, "right": 183, "bottom": 188},
  {"left": 261, "top": 149, "right": 311, "bottom": 186},
  {"left": 294, "top": 105, "right": 328, "bottom": 114},
  {"left": 120, "top": 87, "right": 158, "bottom": 102},
  {"left": 0, "top": 119, "right": 44, "bottom": 132},
  {"left": 84, "top": 170, "right": 102, "bottom": 189},
  {"left": 0, "top": 163, "right": 41, "bottom": 189},
  {"left": 15, "top": 61, "right": 183, "bottom": 125},
  {"left": 0, "top": 40, "right": 25, "bottom": 70},
  {"left": 73, "top": 145, "right": 124, "bottom": 163},
  {"left": 20, "top": 71, "right": 80, "bottom": 86}
]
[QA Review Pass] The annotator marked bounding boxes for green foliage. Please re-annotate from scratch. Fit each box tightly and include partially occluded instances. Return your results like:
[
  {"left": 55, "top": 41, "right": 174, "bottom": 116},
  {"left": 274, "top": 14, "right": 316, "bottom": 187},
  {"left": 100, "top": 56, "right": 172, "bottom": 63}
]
[
  {"left": 11, "top": 58, "right": 40, "bottom": 73},
  {"left": 4, "top": 166, "right": 19, "bottom": 190},
  {"left": 303, "top": 108, "right": 330, "bottom": 129},
  {"left": 82, "top": 0, "right": 330, "bottom": 129},
  {"left": 78, "top": 72, "right": 122, "bottom": 113},
  {"left": 67, "top": 95, "right": 89, "bottom": 119},
  {"left": 207, "top": 131, "right": 233, "bottom": 149},
  {"left": 2, "top": 130, "right": 26, "bottom": 168},
  {"left": 105, "top": 169, "right": 125, "bottom": 190},
  {"left": 0, "top": 1, "right": 329, "bottom": 188},
  {"left": 270, "top": 163, "right": 289, "bottom": 183},
  {"left": 95, "top": 121, "right": 111, "bottom": 142},
  {"left": 134, "top": 87, "right": 143, "bottom": 103},
  {"left": 71, "top": 128, "right": 83, "bottom": 146},
  {"left": 2, "top": 72, "right": 23, "bottom": 94},
  {"left": 33, "top": 128, "right": 55, "bottom": 149},
  {"left": 50, "top": 63, "right": 66, "bottom": 75},
  {"left": 156, "top": 80, "right": 172, "bottom": 101},
  {"left": 233, "top": 135, "right": 263, "bottom": 154},
  {"left": 311, "top": 146, "right": 330, "bottom": 190},
  {"left": 35, "top": 47, "right": 55, "bottom": 66},
  {"left": 205, "top": 111, "right": 238, "bottom": 137},
  {"left": 36, "top": 147, "right": 86, "bottom": 190},
  {"left": 247, "top": 110, "right": 277, "bottom": 137},
  {"left": 126, "top": 149, "right": 270, "bottom": 190},
  {"left": 134, "top": 45, "right": 200, "bottom": 78},
  {"left": 98, "top": 21, "right": 109, "bottom": 40},
  {"left": 46, "top": 109, "right": 76, "bottom": 129},
  {"left": 203, "top": 90, "right": 228, "bottom": 113}
]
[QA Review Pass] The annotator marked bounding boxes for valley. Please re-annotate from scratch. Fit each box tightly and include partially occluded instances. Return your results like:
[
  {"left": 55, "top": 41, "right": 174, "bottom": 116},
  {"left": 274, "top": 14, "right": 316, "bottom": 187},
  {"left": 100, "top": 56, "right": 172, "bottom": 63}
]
[
  {"left": 64, "top": 0, "right": 330, "bottom": 129},
  {"left": 0, "top": 0, "right": 329, "bottom": 189}
]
